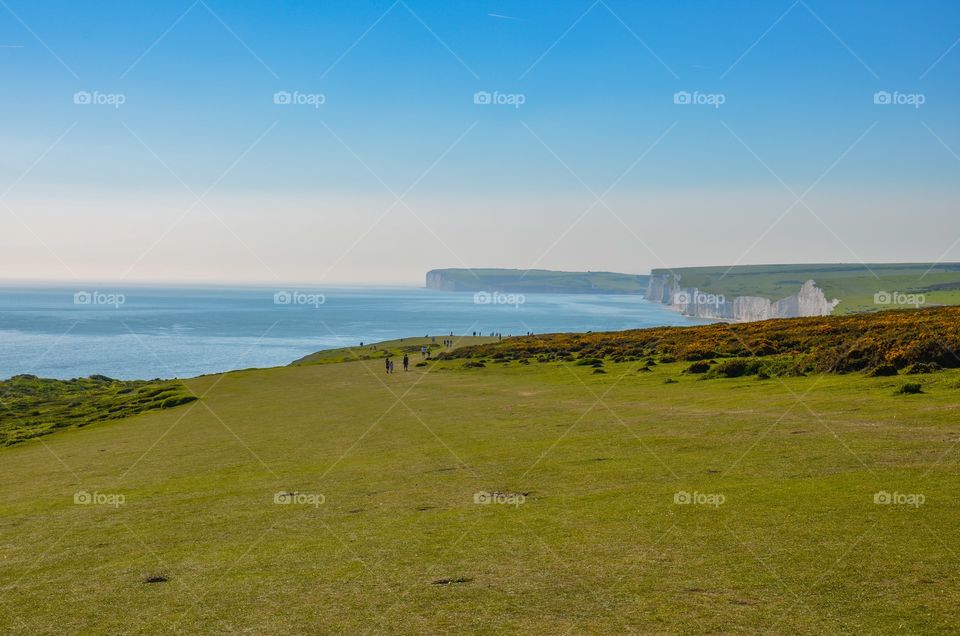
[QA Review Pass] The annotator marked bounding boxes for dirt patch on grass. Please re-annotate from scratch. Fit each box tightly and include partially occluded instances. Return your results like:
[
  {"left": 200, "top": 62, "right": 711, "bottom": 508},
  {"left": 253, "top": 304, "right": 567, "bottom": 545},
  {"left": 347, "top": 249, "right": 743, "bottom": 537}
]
[
  {"left": 143, "top": 575, "right": 169, "bottom": 584},
  {"left": 432, "top": 577, "right": 472, "bottom": 585}
]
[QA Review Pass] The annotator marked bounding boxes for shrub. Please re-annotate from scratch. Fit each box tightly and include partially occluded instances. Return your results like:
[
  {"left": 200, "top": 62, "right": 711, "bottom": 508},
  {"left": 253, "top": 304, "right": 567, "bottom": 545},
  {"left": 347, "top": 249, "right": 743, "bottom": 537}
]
[
  {"left": 683, "top": 347, "right": 714, "bottom": 361},
  {"left": 869, "top": 364, "right": 899, "bottom": 377},
  {"left": 463, "top": 361, "right": 486, "bottom": 369},
  {"left": 575, "top": 357, "right": 603, "bottom": 367},
  {"left": 896, "top": 382, "right": 923, "bottom": 395},
  {"left": 710, "top": 358, "right": 761, "bottom": 378},
  {"left": 684, "top": 361, "right": 711, "bottom": 374},
  {"left": 664, "top": 378, "right": 679, "bottom": 384},
  {"left": 905, "top": 362, "right": 941, "bottom": 374}
]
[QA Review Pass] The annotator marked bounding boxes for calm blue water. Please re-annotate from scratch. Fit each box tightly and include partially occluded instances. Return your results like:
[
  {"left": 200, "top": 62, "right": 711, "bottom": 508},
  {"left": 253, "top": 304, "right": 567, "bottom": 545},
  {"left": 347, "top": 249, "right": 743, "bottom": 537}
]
[{"left": 0, "top": 286, "right": 710, "bottom": 380}]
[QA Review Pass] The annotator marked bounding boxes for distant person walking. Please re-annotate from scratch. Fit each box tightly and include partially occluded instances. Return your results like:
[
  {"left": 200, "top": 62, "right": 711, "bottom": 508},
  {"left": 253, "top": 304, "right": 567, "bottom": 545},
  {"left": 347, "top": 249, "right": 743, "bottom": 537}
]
[
  {"left": 385, "top": 357, "right": 391, "bottom": 374},
  {"left": 402, "top": 354, "right": 409, "bottom": 371}
]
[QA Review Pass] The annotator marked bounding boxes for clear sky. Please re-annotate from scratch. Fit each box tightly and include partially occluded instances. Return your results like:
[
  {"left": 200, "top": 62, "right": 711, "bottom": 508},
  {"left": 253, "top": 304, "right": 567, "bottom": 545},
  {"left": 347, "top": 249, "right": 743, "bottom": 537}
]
[{"left": 1, "top": 0, "right": 958, "bottom": 284}]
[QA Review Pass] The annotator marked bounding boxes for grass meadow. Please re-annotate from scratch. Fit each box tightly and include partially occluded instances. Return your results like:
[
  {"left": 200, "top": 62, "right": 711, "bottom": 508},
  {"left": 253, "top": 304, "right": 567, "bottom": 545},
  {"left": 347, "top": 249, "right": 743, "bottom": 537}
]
[{"left": 2, "top": 338, "right": 959, "bottom": 633}]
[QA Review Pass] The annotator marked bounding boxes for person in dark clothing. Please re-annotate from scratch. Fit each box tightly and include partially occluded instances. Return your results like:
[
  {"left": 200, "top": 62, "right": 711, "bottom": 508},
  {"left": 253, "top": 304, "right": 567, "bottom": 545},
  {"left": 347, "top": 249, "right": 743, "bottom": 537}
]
[
  {"left": 385, "top": 357, "right": 390, "bottom": 374},
  {"left": 402, "top": 354, "right": 409, "bottom": 371}
]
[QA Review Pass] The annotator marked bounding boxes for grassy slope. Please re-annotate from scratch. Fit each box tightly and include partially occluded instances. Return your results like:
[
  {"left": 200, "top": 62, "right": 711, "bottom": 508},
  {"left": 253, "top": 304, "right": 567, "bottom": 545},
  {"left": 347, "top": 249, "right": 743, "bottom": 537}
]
[
  {"left": 2, "top": 348, "right": 959, "bottom": 633},
  {"left": 428, "top": 268, "right": 650, "bottom": 294},
  {"left": 651, "top": 263, "right": 960, "bottom": 313},
  {"left": 0, "top": 375, "right": 197, "bottom": 447}
]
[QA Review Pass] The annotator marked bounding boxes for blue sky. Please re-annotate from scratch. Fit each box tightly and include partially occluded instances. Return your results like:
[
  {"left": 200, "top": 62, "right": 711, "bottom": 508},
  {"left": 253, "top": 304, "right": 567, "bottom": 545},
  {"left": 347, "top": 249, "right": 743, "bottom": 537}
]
[{"left": 1, "top": 1, "right": 958, "bottom": 283}]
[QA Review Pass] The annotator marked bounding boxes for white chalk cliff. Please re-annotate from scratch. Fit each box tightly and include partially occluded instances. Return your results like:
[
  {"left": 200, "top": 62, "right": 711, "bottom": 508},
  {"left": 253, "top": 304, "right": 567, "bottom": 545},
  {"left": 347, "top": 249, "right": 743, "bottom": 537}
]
[{"left": 646, "top": 275, "right": 839, "bottom": 322}]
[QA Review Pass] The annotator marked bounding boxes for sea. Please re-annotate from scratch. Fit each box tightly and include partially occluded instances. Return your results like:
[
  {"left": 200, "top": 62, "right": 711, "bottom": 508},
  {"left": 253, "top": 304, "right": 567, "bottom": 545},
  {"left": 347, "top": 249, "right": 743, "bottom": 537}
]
[{"left": 0, "top": 286, "right": 712, "bottom": 380}]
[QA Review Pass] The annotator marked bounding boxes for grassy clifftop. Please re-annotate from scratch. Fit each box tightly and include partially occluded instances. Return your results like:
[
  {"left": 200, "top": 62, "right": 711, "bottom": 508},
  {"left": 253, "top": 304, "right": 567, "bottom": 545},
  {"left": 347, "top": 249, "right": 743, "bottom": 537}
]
[
  {"left": 650, "top": 262, "right": 960, "bottom": 313},
  {"left": 2, "top": 322, "right": 960, "bottom": 632},
  {"left": 426, "top": 268, "right": 649, "bottom": 294}
]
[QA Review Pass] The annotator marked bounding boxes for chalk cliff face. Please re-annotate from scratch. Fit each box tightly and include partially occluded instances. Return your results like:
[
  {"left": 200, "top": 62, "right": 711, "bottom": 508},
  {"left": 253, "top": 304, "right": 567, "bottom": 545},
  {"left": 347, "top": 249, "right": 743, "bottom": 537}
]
[
  {"left": 426, "top": 270, "right": 456, "bottom": 291},
  {"left": 646, "top": 275, "right": 839, "bottom": 322}
]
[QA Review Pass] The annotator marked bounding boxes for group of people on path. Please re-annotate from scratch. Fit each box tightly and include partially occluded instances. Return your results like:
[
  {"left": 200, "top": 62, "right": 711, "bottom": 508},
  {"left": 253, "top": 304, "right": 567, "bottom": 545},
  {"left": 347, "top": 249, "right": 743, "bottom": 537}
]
[
  {"left": 385, "top": 353, "right": 409, "bottom": 374},
  {"left": 380, "top": 329, "right": 537, "bottom": 374}
]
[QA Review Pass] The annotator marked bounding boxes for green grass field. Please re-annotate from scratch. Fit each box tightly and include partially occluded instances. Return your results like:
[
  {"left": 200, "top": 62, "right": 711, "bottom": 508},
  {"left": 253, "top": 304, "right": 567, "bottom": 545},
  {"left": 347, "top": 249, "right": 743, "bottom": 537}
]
[
  {"left": 651, "top": 263, "right": 960, "bottom": 313},
  {"left": 2, "top": 333, "right": 959, "bottom": 634}
]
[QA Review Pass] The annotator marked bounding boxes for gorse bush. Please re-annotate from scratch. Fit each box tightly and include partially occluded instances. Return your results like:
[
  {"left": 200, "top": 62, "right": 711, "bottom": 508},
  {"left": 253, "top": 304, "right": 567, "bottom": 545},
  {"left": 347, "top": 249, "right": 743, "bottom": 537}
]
[{"left": 440, "top": 307, "right": 960, "bottom": 376}]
